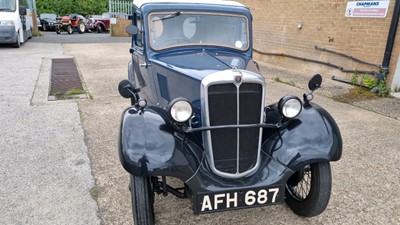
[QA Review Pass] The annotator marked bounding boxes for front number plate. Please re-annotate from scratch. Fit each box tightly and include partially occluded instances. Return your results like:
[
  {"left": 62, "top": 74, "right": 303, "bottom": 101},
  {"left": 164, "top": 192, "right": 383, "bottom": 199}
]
[{"left": 195, "top": 186, "right": 284, "bottom": 213}]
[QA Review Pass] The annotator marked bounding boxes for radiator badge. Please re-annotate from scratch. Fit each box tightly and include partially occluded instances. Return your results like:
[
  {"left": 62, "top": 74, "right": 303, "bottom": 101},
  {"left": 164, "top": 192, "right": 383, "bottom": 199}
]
[{"left": 233, "top": 71, "right": 243, "bottom": 85}]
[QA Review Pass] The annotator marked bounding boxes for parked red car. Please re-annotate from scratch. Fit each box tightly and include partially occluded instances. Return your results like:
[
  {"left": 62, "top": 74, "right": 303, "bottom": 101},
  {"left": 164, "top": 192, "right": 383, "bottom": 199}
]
[{"left": 86, "top": 15, "right": 110, "bottom": 33}]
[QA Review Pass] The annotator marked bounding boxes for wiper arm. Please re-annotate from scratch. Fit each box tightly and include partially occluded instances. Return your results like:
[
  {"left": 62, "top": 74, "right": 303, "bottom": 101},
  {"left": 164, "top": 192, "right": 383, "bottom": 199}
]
[
  {"left": 152, "top": 12, "right": 181, "bottom": 22},
  {"left": 202, "top": 49, "right": 232, "bottom": 69}
]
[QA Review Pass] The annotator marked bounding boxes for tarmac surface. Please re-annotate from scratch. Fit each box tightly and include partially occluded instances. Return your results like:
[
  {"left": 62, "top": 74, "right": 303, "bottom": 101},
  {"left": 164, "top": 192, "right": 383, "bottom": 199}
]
[{"left": 1, "top": 34, "right": 400, "bottom": 225}]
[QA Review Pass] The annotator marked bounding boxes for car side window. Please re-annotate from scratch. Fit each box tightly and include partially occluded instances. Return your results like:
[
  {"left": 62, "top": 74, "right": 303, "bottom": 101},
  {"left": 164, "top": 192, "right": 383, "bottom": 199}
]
[
  {"left": 134, "top": 13, "right": 144, "bottom": 48},
  {"left": 19, "top": 0, "right": 31, "bottom": 8}
]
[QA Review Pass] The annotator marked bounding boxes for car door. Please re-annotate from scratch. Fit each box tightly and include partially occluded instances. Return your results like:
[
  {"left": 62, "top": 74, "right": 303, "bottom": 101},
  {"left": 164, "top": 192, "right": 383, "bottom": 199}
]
[{"left": 131, "top": 13, "right": 159, "bottom": 103}]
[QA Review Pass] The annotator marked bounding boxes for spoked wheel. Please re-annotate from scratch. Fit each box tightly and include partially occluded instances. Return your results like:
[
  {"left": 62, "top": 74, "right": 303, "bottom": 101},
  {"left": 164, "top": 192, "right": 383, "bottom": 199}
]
[
  {"left": 130, "top": 175, "right": 155, "bottom": 225},
  {"left": 285, "top": 162, "right": 332, "bottom": 217}
]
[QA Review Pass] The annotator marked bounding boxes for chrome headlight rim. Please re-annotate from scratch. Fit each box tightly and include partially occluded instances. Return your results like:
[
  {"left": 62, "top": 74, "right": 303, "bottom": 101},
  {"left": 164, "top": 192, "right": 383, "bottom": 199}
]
[
  {"left": 278, "top": 95, "right": 303, "bottom": 119},
  {"left": 168, "top": 98, "right": 193, "bottom": 123}
]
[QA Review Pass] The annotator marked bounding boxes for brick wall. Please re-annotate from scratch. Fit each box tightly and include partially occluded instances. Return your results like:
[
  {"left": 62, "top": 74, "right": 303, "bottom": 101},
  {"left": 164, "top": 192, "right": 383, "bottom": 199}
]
[{"left": 237, "top": 0, "right": 400, "bottom": 87}]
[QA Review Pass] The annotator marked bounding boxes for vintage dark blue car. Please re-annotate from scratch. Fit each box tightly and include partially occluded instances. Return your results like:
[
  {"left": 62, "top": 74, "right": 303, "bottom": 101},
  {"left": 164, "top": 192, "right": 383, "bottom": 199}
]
[{"left": 118, "top": 0, "right": 342, "bottom": 224}]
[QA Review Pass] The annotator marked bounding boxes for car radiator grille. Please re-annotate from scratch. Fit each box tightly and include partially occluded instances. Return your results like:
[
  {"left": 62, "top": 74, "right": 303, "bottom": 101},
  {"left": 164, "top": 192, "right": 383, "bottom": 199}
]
[{"left": 207, "top": 83, "right": 262, "bottom": 174}]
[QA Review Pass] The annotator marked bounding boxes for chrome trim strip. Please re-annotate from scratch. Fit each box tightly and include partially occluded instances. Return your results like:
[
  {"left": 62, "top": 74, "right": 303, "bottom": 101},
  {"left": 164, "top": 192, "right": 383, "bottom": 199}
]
[
  {"left": 236, "top": 83, "right": 240, "bottom": 174},
  {"left": 235, "top": 69, "right": 241, "bottom": 174},
  {"left": 183, "top": 123, "right": 280, "bottom": 133},
  {"left": 200, "top": 69, "right": 265, "bottom": 179}
]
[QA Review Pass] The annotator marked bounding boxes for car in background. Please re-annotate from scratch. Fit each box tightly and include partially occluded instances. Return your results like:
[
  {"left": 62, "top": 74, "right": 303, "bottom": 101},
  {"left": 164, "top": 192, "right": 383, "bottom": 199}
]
[
  {"left": 39, "top": 13, "right": 57, "bottom": 31},
  {"left": 86, "top": 14, "right": 110, "bottom": 33}
]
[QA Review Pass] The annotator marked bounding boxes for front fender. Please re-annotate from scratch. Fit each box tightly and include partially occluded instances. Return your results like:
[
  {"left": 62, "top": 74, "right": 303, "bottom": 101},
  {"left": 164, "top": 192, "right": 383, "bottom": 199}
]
[
  {"left": 263, "top": 103, "right": 342, "bottom": 171},
  {"left": 118, "top": 106, "right": 203, "bottom": 180}
]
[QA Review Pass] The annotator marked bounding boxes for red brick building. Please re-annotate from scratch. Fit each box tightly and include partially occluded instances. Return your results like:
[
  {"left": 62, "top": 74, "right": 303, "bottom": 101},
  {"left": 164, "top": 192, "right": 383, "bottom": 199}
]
[{"left": 237, "top": 0, "right": 400, "bottom": 94}]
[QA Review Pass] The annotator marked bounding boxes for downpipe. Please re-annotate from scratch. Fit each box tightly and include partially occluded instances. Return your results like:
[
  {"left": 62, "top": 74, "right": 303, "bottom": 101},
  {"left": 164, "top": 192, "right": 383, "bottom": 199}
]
[{"left": 381, "top": 0, "right": 400, "bottom": 77}]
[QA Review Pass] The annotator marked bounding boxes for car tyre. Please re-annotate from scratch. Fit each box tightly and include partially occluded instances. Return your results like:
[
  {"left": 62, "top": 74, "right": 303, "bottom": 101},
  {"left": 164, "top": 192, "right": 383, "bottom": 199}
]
[
  {"left": 78, "top": 22, "right": 85, "bottom": 34},
  {"left": 13, "top": 32, "right": 20, "bottom": 48},
  {"left": 130, "top": 175, "right": 155, "bottom": 225},
  {"left": 67, "top": 25, "right": 73, "bottom": 34},
  {"left": 28, "top": 28, "right": 32, "bottom": 39},
  {"left": 43, "top": 23, "right": 47, "bottom": 31},
  {"left": 96, "top": 24, "right": 103, "bottom": 33},
  {"left": 285, "top": 161, "right": 332, "bottom": 217}
]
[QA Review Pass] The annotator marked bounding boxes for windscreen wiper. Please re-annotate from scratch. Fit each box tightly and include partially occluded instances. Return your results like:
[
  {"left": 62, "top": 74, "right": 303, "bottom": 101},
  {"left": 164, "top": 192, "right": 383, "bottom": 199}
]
[
  {"left": 152, "top": 12, "right": 181, "bottom": 22},
  {"left": 202, "top": 49, "right": 233, "bottom": 69}
]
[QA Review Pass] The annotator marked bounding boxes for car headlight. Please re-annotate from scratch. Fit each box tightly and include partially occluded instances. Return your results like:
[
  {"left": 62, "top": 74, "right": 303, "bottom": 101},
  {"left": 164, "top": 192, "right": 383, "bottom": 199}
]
[
  {"left": 278, "top": 96, "right": 302, "bottom": 119},
  {"left": 0, "top": 20, "right": 15, "bottom": 26},
  {"left": 168, "top": 98, "right": 193, "bottom": 123}
]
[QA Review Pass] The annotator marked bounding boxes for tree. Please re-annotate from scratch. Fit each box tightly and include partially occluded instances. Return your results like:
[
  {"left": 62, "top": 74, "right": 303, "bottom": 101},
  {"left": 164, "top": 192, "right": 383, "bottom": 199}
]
[{"left": 36, "top": 0, "right": 108, "bottom": 16}]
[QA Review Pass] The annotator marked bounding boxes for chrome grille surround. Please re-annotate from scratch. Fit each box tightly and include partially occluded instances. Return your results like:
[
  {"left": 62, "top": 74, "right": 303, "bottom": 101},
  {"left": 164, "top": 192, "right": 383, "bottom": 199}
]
[{"left": 200, "top": 69, "right": 265, "bottom": 179}]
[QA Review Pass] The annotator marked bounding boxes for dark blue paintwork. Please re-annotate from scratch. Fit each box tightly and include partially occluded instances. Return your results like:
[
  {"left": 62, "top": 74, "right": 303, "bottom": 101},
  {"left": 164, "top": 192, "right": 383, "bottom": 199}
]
[
  {"left": 149, "top": 49, "right": 260, "bottom": 112},
  {"left": 119, "top": 102, "right": 342, "bottom": 187},
  {"left": 262, "top": 103, "right": 342, "bottom": 172},
  {"left": 119, "top": 106, "right": 203, "bottom": 180}
]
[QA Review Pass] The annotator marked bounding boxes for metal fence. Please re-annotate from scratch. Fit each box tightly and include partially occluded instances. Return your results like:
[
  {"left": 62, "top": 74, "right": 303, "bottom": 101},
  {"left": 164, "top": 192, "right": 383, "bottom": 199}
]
[{"left": 109, "top": 0, "right": 132, "bottom": 19}]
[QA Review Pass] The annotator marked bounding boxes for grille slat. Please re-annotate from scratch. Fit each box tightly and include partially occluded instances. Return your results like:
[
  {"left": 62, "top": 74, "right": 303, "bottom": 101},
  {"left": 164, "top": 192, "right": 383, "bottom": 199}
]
[
  {"left": 208, "top": 84, "right": 237, "bottom": 173},
  {"left": 239, "top": 83, "right": 262, "bottom": 172}
]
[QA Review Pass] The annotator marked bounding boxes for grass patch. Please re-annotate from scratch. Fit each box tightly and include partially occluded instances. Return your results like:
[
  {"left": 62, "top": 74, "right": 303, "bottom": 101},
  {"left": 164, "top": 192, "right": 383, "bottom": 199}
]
[
  {"left": 274, "top": 76, "right": 295, "bottom": 87},
  {"left": 65, "top": 88, "right": 86, "bottom": 96},
  {"left": 33, "top": 31, "right": 42, "bottom": 36},
  {"left": 51, "top": 88, "right": 87, "bottom": 100},
  {"left": 88, "top": 92, "right": 94, "bottom": 100},
  {"left": 90, "top": 186, "right": 102, "bottom": 200},
  {"left": 332, "top": 86, "right": 379, "bottom": 103}
]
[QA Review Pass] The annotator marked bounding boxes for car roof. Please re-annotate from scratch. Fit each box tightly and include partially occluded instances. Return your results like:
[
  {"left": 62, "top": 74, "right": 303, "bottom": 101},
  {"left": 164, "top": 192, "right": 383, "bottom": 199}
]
[{"left": 133, "top": 0, "right": 245, "bottom": 8}]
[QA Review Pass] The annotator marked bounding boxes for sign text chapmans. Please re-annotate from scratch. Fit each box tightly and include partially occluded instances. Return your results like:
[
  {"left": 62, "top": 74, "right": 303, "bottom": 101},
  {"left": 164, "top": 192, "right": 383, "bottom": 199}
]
[{"left": 345, "top": 1, "right": 390, "bottom": 18}]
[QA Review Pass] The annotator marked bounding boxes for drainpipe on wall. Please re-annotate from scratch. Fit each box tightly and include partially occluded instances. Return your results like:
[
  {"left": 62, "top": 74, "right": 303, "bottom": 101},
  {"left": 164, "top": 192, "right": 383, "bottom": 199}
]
[{"left": 381, "top": 0, "right": 400, "bottom": 77}]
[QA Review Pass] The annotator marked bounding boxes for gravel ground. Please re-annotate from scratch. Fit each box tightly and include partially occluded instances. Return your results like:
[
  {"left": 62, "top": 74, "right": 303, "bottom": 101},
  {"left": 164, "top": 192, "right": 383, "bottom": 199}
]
[{"left": 63, "top": 43, "right": 400, "bottom": 225}]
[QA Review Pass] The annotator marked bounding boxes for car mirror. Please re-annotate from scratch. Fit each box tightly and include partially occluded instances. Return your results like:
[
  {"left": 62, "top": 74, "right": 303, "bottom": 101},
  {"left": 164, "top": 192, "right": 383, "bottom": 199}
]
[
  {"left": 19, "top": 6, "right": 27, "bottom": 16},
  {"left": 126, "top": 25, "right": 139, "bottom": 35},
  {"left": 118, "top": 79, "right": 135, "bottom": 98},
  {"left": 308, "top": 74, "right": 322, "bottom": 91}
]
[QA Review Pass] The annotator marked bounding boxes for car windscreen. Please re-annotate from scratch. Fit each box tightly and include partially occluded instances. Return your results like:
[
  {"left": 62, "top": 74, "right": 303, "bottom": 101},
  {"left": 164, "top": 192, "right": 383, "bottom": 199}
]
[
  {"left": 148, "top": 12, "right": 249, "bottom": 51},
  {"left": 40, "top": 14, "right": 56, "bottom": 19},
  {"left": 0, "top": 0, "right": 16, "bottom": 11}
]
